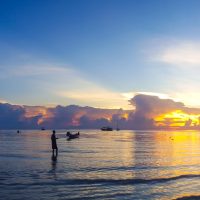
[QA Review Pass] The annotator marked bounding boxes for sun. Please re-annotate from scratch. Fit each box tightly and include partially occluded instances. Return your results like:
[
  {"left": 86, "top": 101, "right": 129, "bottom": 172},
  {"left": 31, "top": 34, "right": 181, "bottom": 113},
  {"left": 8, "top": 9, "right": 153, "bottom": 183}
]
[{"left": 155, "top": 110, "right": 200, "bottom": 128}]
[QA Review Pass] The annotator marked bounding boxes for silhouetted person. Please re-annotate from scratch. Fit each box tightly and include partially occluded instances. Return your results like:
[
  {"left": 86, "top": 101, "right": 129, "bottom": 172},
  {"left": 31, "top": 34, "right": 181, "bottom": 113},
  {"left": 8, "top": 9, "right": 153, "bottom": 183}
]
[
  {"left": 17, "top": 130, "right": 20, "bottom": 134},
  {"left": 66, "top": 131, "right": 70, "bottom": 137},
  {"left": 51, "top": 130, "right": 58, "bottom": 156}
]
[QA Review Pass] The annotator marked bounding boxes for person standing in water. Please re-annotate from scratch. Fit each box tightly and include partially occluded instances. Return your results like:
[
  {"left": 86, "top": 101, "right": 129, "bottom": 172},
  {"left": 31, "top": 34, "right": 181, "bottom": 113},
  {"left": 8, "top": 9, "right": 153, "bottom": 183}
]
[{"left": 51, "top": 130, "right": 58, "bottom": 156}]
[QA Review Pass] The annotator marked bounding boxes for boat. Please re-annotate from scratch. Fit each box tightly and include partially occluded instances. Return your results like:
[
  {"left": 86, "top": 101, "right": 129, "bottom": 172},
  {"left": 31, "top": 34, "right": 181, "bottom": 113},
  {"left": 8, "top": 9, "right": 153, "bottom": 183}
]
[
  {"left": 66, "top": 132, "right": 80, "bottom": 140},
  {"left": 41, "top": 127, "right": 46, "bottom": 130},
  {"left": 101, "top": 127, "right": 113, "bottom": 131}
]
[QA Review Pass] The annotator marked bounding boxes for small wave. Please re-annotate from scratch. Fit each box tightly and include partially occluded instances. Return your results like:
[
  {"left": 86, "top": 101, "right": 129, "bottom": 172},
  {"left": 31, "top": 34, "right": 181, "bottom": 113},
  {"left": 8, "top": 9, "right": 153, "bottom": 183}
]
[
  {"left": 1, "top": 174, "right": 200, "bottom": 187},
  {"left": 75, "top": 164, "right": 185, "bottom": 172},
  {"left": 175, "top": 195, "right": 200, "bottom": 200},
  {"left": 58, "top": 174, "right": 200, "bottom": 185},
  {"left": 0, "top": 154, "right": 43, "bottom": 160}
]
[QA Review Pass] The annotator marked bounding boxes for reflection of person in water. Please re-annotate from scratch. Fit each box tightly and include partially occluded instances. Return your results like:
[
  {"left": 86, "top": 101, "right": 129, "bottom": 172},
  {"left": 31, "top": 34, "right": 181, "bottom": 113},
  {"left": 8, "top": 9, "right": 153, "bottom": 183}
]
[
  {"left": 51, "top": 130, "right": 58, "bottom": 156},
  {"left": 51, "top": 152, "right": 58, "bottom": 179},
  {"left": 51, "top": 153, "right": 57, "bottom": 168}
]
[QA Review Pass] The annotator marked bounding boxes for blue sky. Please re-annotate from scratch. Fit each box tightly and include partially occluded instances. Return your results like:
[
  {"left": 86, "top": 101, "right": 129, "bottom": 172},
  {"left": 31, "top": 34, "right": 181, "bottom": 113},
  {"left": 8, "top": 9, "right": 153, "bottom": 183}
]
[{"left": 1, "top": 0, "right": 200, "bottom": 109}]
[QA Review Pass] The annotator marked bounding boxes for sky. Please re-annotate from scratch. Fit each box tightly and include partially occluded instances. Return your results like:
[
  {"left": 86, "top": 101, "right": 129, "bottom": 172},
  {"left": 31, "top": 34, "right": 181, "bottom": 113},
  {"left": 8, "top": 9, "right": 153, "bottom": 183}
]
[{"left": 1, "top": 0, "right": 200, "bottom": 109}]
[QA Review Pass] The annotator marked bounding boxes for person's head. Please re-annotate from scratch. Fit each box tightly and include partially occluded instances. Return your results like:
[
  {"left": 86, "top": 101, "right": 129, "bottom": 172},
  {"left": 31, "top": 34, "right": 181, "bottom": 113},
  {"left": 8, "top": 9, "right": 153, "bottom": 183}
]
[
  {"left": 66, "top": 131, "right": 70, "bottom": 136},
  {"left": 53, "top": 130, "right": 56, "bottom": 134}
]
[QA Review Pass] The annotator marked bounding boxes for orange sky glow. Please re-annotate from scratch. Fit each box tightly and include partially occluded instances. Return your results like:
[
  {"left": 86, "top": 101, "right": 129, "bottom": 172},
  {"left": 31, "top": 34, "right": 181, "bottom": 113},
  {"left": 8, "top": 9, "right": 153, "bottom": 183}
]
[
  {"left": 23, "top": 106, "right": 200, "bottom": 129},
  {"left": 155, "top": 110, "right": 200, "bottom": 128}
]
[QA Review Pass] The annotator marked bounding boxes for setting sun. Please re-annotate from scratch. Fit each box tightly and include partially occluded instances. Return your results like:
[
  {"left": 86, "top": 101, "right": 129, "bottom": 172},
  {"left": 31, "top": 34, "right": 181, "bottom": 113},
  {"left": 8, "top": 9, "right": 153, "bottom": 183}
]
[{"left": 155, "top": 110, "right": 200, "bottom": 127}]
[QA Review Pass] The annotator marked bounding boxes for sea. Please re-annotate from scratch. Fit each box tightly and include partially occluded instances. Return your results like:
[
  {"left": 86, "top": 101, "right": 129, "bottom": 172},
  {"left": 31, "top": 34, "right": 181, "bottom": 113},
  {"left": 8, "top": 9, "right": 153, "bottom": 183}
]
[{"left": 1, "top": 129, "right": 200, "bottom": 200}]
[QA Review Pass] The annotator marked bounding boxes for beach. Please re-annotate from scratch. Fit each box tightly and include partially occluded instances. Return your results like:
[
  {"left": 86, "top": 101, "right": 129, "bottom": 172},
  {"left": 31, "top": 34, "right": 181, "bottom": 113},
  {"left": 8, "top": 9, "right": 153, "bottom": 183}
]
[{"left": 1, "top": 130, "right": 200, "bottom": 200}]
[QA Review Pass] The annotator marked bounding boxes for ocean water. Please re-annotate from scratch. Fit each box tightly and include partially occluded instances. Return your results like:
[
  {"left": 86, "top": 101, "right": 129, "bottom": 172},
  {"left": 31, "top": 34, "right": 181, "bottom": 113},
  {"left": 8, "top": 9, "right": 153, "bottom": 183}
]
[{"left": 1, "top": 130, "right": 200, "bottom": 200}]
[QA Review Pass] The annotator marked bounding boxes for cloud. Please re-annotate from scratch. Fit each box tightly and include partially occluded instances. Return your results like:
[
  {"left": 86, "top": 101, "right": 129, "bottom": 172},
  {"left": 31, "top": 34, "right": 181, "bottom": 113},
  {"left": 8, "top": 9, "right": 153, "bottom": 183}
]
[
  {"left": 0, "top": 102, "right": 131, "bottom": 129},
  {"left": 0, "top": 103, "right": 40, "bottom": 129},
  {"left": 129, "top": 94, "right": 184, "bottom": 118},
  {"left": 170, "top": 91, "right": 200, "bottom": 109},
  {"left": 150, "top": 40, "right": 200, "bottom": 66},
  {"left": 0, "top": 63, "right": 72, "bottom": 78},
  {"left": 40, "top": 105, "right": 129, "bottom": 129},
  {"left": 8, "top": 65, "right": 69, "bottom": 77},
  {"left": 122, "top": 92, "right": 170, "bottom": 101},
  {"left": 125, "top": 94, "right": 184, "bottom": 129},
  {"left": 0, "top": 98, "right": 8, "bottom": 103},
  {"left": 2, "top": 94, "right": 200, "bottom": 130},
  {"left": 129, "top": 94, "right": 200, "bottom": 129}
]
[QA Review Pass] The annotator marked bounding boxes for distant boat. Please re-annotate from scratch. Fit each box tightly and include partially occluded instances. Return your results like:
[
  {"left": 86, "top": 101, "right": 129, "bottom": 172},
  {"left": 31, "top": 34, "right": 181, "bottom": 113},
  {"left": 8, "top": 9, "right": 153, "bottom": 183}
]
[
  {"left": 101, "top": 127, "right": 113, "bottom": 131},
  {"left": 41, "top": 127, "right": 45, "bottom": 130}
]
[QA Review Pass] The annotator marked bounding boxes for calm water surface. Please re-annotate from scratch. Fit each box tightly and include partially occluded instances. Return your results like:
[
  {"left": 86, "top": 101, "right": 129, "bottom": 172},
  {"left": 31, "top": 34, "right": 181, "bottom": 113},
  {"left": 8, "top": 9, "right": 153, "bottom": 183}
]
[{"left": 1, "top": 130, "right": 200, "bottom": 200}]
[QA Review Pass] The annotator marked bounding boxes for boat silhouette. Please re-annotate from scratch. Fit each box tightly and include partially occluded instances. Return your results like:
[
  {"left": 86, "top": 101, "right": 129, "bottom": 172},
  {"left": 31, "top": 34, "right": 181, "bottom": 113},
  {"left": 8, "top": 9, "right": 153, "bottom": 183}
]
[
  {"left": 101, "top": 127, "right": 113, "bottom": 131},
  {"left": 66, "top": 132, "right": 80, "bottom": 140}
]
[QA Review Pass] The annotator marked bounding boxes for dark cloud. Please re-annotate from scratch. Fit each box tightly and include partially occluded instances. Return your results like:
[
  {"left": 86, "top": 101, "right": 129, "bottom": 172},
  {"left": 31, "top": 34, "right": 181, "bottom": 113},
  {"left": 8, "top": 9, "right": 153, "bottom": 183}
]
[
  {"left": 0, "top": 103, "right": 39, "bottom": 129},
  {"left": 129, "top": 94, "right": 200, "bottom": 129},
  {"left": 41, "top": 105, "right": 128, "bottom": 129},
  {"left": 1, "top": 94, "right": 200, "bottom": 130},
  {"left": 129, "top": 94, "right": 184, "bottom": 118},
  {"left": 79, "top": 116, "right": 110, "bottom": 129}
]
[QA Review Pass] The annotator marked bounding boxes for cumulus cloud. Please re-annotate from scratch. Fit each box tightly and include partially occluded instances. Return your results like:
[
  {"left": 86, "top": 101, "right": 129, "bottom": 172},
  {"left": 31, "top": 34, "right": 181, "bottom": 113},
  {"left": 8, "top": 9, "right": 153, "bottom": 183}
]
[
  {"left": 129, "top": 94, "right": 184, "bottom": 118},
  {"left": 129, "top": 94, "right": 200, "bottom": 129},
  {"left": 1, "top": 94, "right": 200, "bottom": 130},
  {"left": 0, "top": 102, "right": 131, "bottom": 129},
  {"left": 40, "top": 105, "right": 129, "bottom": 129},
  {"left": 0, "top": 103, "right": 40, "bottom": 129}
]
